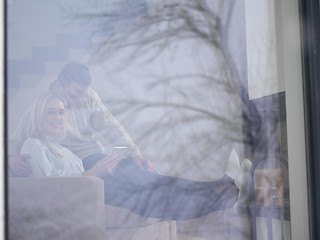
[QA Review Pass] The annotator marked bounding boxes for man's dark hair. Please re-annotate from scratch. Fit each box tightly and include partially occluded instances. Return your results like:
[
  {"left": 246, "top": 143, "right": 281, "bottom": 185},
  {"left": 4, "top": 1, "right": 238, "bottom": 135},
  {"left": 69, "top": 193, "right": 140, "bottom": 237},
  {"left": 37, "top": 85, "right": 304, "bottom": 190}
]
[{"left": 55, "top": 62, "right": 92, "bottom": 88}]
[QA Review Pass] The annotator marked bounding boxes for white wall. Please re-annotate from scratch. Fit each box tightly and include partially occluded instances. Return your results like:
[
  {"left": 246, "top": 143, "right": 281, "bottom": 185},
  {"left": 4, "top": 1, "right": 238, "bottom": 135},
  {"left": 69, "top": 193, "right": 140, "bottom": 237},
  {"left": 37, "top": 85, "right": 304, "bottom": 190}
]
[{"left": 245, "top": 0, "right": 285, "bottom": 100}]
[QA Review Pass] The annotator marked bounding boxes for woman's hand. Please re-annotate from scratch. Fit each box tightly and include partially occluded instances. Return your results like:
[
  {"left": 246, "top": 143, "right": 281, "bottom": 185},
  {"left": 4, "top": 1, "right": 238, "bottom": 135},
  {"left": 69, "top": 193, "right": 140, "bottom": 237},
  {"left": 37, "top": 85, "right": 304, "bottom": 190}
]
[{"left": 83, "top": 155, "right": 121, "bottom": 177}]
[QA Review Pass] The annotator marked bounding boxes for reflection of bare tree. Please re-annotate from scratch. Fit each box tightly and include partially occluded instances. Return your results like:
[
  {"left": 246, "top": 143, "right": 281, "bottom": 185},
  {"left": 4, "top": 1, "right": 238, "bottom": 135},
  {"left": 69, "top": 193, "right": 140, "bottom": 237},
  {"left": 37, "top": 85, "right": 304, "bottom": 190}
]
[{"left": 78, "top": 0, "right": 262, "bottom": 179}]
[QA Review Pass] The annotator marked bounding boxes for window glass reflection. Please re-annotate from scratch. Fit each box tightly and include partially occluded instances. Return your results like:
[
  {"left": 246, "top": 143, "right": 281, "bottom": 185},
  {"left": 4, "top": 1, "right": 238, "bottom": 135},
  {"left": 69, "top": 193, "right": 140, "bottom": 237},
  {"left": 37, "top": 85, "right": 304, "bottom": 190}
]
[{"left": 7, "top": 0, "right": 292, "bottom": 239}]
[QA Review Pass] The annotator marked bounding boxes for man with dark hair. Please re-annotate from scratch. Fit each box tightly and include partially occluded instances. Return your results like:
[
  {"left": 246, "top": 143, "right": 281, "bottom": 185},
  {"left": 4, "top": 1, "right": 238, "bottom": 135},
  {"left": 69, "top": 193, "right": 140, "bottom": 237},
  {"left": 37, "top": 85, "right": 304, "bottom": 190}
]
[{"left": 56, "top": 62, "right": 92, "bottom": 87}]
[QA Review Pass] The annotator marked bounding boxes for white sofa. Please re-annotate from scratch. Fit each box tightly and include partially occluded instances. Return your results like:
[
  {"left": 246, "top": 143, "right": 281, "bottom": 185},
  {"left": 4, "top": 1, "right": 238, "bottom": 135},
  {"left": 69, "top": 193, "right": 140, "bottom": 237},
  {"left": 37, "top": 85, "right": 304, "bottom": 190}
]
[{"left": 8, "top": 176, "right": 177, "bottom": 240}]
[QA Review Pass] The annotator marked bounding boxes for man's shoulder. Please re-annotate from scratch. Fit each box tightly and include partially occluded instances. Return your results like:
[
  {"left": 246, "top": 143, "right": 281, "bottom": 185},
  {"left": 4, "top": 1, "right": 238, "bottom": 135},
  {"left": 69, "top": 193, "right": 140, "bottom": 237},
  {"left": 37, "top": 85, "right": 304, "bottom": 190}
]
[
  {"left": 86, "top": 87, "right": 102, "bottom": 100},
  {"left": 87, "top": 87, "right": 99, "bottom": 95}
]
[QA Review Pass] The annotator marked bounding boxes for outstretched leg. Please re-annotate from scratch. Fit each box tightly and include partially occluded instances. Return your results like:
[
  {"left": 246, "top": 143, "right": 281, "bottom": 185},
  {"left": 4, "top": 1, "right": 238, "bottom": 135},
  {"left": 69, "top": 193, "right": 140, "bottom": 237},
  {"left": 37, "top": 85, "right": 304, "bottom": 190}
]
[{"left": 102, "top": 159, "right": 238, "bottom": 220}]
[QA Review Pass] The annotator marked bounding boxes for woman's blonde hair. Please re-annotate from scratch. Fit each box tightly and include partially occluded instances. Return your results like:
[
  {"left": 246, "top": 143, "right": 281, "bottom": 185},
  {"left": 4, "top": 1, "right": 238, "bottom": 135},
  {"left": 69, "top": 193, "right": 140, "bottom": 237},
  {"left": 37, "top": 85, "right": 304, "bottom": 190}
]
[{"left": 14, "top": 90, "right": 68, "bottom": 157}]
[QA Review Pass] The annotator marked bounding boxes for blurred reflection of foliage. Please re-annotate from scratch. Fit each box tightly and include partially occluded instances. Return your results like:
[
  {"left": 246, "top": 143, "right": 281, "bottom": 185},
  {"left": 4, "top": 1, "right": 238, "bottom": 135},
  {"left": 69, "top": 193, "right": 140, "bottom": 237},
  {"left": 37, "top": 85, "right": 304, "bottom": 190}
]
[{"left": 75, "top": 0, "right": 265, "bottom": 180}]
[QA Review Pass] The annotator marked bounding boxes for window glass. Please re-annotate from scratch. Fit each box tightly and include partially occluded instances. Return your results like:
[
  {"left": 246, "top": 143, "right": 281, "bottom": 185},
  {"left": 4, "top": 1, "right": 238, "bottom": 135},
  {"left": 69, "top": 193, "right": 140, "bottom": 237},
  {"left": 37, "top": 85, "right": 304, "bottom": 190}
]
[{"left": 7, "top": 0, "right": 308, "bottom": 239}]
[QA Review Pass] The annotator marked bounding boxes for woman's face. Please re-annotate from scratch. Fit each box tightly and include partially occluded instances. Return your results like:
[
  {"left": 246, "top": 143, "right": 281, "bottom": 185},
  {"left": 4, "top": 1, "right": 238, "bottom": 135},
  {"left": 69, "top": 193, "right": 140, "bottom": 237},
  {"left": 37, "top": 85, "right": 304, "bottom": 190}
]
[{"left": 41, "top": 98, "right": 65, "bottom": 137}]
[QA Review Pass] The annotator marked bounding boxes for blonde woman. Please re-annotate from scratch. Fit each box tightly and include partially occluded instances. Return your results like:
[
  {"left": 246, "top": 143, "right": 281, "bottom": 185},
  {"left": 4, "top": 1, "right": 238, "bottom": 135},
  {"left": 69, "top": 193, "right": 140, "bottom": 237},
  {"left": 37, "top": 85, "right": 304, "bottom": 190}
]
[{"left": 17, "top": 91, "right": 119, "bottom": 178}]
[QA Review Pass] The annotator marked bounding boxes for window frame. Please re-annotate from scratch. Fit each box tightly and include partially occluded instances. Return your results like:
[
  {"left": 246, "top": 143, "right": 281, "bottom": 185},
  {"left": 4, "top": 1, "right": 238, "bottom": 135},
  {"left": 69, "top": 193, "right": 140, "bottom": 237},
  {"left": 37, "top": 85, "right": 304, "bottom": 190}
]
[{"left": 299, "top": 0, "right": 320, "bottom": 239}]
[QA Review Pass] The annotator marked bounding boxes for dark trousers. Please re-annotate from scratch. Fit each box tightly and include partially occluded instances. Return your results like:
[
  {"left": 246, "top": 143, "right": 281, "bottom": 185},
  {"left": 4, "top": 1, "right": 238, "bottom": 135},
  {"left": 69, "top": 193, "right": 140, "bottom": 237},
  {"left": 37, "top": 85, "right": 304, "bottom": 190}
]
[{"left": 83, "top": 154, "right": 238, "bottom": 220}]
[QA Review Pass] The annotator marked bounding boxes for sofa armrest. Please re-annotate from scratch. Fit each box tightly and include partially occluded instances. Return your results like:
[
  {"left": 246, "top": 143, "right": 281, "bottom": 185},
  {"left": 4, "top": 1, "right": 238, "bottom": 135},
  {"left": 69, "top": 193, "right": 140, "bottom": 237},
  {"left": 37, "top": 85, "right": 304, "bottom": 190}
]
[{"left": 9, "top": 176, "right": 106, "bottom": 240}]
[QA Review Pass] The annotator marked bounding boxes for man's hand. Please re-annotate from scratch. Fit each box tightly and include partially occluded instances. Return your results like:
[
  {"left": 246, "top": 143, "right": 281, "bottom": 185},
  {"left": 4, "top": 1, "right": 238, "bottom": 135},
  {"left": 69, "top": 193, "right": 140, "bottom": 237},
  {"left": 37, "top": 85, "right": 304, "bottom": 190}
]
[
  {"left": 133, "top": 155, "right": 155, "bottom": 173},
  {"left": 84, "top": 155, "right": 121, "bottom": 177},
  {"left": 8, "top": 154, "right": 32, "bottom": 177}
]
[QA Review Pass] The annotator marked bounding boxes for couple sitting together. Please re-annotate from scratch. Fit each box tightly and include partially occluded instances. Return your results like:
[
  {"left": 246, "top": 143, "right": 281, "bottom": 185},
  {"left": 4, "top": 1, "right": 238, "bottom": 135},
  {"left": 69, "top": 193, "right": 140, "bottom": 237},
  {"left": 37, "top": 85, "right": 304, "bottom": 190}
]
[{"left": 9, "top": 62, "right": 252, "bottom": 220}]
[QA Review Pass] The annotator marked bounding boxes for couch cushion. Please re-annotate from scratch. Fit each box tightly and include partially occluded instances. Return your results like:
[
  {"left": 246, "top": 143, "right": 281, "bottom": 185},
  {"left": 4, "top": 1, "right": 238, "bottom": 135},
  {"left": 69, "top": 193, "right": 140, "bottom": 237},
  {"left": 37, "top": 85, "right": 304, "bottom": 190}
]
[
  {"left": 104, "top": 204, "right": 168, "bottom": 229},
  {"left": 105, "top": 220, "right": 176, "bottom": 240},
  {"left": 9, "top": 176, "right": 106, "bottom": 240}
]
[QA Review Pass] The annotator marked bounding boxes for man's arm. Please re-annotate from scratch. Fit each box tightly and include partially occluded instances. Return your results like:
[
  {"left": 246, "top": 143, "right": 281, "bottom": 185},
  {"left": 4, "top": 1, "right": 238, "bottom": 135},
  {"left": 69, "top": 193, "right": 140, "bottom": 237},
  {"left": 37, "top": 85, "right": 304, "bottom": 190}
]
[
  {"left": 8, "top": 134, "right": 32, "bottom": 177},
  {"left": 89, "top": 91, "right": 155, "bottom": 172},
  {"left": 8, "top": 110, "right": 32, "bottom": 177},
  {"left": 8, "top": 155, "right": 32, "bottom": 177},
  {"left": 89, "top": 91, "right": 142, "bottom": 157}
]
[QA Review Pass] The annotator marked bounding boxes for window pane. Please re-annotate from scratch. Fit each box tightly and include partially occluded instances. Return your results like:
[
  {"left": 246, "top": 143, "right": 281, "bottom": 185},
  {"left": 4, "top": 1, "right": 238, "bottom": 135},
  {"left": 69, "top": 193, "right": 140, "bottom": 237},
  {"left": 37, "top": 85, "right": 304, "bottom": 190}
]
[{"left": 6, "top": 0, "right": 308, "bottom": 239}]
